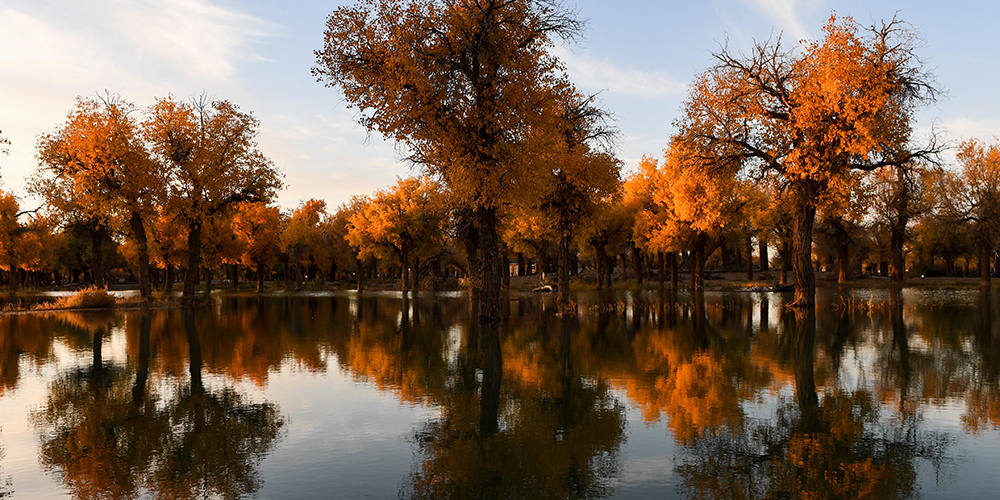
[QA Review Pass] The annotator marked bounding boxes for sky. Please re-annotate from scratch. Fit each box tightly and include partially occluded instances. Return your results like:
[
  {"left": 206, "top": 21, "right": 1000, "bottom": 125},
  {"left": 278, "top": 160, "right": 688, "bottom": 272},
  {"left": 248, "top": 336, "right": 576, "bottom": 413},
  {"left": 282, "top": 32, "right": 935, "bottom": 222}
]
[{"left": 2, "top": 0, "right": 1000, "bottom": 211}]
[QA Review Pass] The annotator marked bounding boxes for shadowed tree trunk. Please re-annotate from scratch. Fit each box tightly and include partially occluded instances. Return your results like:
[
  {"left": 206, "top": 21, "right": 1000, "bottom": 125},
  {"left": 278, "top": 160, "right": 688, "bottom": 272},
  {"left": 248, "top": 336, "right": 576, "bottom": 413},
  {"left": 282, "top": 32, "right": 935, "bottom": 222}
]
[
  {"left": 759, "top": 239, "right": 769, "bottom": 272},
  {"left": 182, "top": 222, "right": 202, "bottom": 306},
  {"left": 745, "top": 233, "right": 754, "bottom": 281},
  {"left": 979, "top": 241, "right": 993, "bottom": 289},
  {"left": 669, "top": 252, "right": 678, "bottom": 290},
  {"left": 128, "top": 210, "right": 153, "bottom": 302},
  {"left": 477, "top": 206, "right": 501, "bottom": 325},
  {"left": 658, "top": 252, "right": 665, "bottom": 287},
  {"left": 780, "top": 241, "right": 791, "bottom": 286},
  {"left": 91, "top": 228, "right": 106, "bottom": 288},
  {"left": 792, "top": 198, "right": 817, "bottom": 306}
]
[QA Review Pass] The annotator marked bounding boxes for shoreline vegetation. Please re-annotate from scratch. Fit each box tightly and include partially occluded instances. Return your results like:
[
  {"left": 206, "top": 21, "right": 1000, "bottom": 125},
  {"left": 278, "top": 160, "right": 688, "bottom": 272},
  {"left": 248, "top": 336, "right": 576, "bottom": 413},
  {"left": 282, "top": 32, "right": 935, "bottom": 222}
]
[{"left": 1, "top": 271, "right": 987, "bottom": 315}]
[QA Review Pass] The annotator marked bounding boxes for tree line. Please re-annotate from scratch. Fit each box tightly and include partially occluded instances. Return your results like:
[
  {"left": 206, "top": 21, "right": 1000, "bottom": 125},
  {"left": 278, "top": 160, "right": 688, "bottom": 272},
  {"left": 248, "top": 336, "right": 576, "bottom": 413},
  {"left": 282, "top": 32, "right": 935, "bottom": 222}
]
[{"left": 2, "top": 2, "right": 1000, "bottom": 314}]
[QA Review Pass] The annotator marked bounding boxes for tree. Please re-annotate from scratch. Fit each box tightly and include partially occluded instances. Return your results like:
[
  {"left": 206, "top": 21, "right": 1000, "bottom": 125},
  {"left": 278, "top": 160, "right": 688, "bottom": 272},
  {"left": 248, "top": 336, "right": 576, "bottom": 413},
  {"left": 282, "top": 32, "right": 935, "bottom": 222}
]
[
  {"left": 315, "top": 0, "right": 582, "bottom": 324},
  {"left": 144, "top": 96, "right": 283, "bottom": 305},
  {"left": 942, "top": 139, "right": 1000, "bottom": 288},
  {"left": 346, "top": 177, "right": 448, "bottom": 293},
  {"left": 870, "top": 162, "right": 937, "bottom": 284},
  {"left": 0, "top": 190, "right": 42, "bottom": 293},
  {"left": 582, "top": 194, "right": 633, "bottom": 290},
  {"left": 630, "top": 141, "right": 754, "bottom": 291},
  {"left": 281, "top": 199, "right": 327, "bottom": 291},
  {"left": 676, "top": 15, "right": 939, "bottom": 306},
  {"left": 533, "top": 92, "right": 620, "bottom": 310},
  {"left": 233, "top": 202, "right": 282, "bottom": 292},
  {"left": 34, "top": 95, "right": 165, "bottom": 301}
]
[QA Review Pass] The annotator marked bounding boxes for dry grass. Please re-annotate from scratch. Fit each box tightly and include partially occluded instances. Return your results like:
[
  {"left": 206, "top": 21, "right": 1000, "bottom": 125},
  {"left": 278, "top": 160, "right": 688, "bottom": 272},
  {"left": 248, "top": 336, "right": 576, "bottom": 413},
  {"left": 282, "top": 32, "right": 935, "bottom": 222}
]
[
  {"left": 833, "top": 293, "right": 891, "bottom": 315},
  {"left": 37, "top": 286, "right": 117, "bottom": 310}
]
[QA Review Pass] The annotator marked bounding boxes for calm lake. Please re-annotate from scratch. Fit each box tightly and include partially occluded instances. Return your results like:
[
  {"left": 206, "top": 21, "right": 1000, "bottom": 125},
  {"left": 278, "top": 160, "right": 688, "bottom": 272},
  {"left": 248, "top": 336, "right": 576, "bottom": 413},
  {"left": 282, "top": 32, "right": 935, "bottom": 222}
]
[{"left": 1, "top": 289, "right": 999, "bottom": 499}]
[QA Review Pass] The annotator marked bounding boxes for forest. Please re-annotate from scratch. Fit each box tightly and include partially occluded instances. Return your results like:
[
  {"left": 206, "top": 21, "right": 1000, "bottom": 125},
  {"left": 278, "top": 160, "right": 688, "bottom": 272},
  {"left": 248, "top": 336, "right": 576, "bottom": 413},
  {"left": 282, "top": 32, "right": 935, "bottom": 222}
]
[{"left": 0, "top": 2, "right": 997, "bottom": 313}]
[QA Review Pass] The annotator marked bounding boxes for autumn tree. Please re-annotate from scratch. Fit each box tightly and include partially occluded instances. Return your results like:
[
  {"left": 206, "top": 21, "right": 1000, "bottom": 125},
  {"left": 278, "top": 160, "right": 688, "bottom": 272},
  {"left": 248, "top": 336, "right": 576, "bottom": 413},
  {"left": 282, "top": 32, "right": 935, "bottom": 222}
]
[
  {"left": 582, "top": 194, "right": 633, "bottom": 290},
  {"left": 532, "top": 92, "right": 620, "bottom": 310},
  {"left": 814, "top": 173, "right": 869, "bottom": 283},
  {"left": 327, "top": 199, "right": 369, "bottom": 290},
  {"left": 941, "top": 139, "right": 1000, "bottom": 288},
  {"left": 630, "top": 141, "right": 754, "bottom": 291},
  {"left": 200, "top": 212, "right": 244, "bottom": 291},
  {"left": 233, "top": 202, "right": 282, "bottom": 292},
  {"left": 315, "top": 0, "right": 583, "bottom": 324},
  {"left": 0, "top": 190, "right": 41, "bottom": 292},
  {"left": 148, "top": 211, "right": 188, "bottom": 291},
  {"left": 144, "top": 96, "right": 283, "bottom": 305},
  {"left": 346, "top": 177, "right": 448, "bottom": 293},
  {"left": 34, "top": 95, "right": 166, "bottom": 301},
  {"left": 677, "top": 15, "right": 939, "bottom": 306},
  {"left": 281, "top": 199, "right": 328, "bottom": 291},
  {"left": 870, "top": 162, "right": 937, "bottom": 284}
]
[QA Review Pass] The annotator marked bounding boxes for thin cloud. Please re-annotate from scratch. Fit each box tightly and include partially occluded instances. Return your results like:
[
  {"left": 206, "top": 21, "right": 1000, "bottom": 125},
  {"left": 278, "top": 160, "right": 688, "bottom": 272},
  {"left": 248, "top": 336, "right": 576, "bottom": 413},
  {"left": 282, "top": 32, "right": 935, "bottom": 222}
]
[
  {"left": 553, "top": 46, "right": 687, "bottom": 99},
  {"left": 0, "top": 0, "right": 273, "bottom": 196},
  {"left": 740, "top": 0, "right": 813, "bottom": 42}
]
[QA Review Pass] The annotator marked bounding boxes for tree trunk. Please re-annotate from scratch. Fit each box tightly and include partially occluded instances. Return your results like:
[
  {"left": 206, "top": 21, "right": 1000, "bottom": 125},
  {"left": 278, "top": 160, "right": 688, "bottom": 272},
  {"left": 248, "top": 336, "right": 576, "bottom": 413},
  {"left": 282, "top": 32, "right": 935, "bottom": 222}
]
[
  {"left": 633, "top": 245, "right": 644, "bottom": 284},
  {"left": 91, "top": 228, "right": 106, "bottom": 288},
  {"left": 837, "top": 241, "right": 849, "bottom": 284},
  {"left": 745, "top": 233, "right": 754, "bottom": 281},
  {"left": 355, "top": 257, "right": 364, "bottom": 292},
  {"left": 658, "top": 252, "right": 665, "bottom": 287},
  {"left": 476, "top": 206, "right": 502, "bottom": 325},
  {"left": 256, "top": 262, "right": 265, "bottom": 292},
  {"left": 890, "top": 225, "right": 906, "bottom": 285},
  {"left": 691, "top": 238, "right": 706, "bottom": 292},
  {"left": 165, "top": 265, "right": 174, "bottom": 292},
  {"left": 182, "top": 222, "right": 202, "bottom": 306},
  {"left": 669, "top": 252, "right": 678, "bottom": 290},
  {"left": 412, "top": 256, "right": 421, "bottom": 294},
  {"left": 595, "top": 248, "right": 604, "bottom": 291},
  {"left": 502, "top": 249, "right": 510, "bottom": 291},
  {"left": 759, "top": 238, "right": 769, "bottom": 272},
  {"left": 980, "top": 242, "right": 992, "bottom": 289},
  {"left": 6, "top": 258, "right": 16, "bottom": 294},
  {"left": 557, "top": 231, "right": 571, "bottom": 311},
  {"left": 400, "top": 244, "right": 410, "bottom": 293},
  {"left": 205, "top": 267, "right": 213, "bottom": 294},
  {"left": 128, "top": 210, "right": 153, "bottom": 302},
  {"left": 780, "top": 241, "right": 791, "bottom": 286},
  {"left": 791, "top": 202, "right": 817, "bottom": 306}
]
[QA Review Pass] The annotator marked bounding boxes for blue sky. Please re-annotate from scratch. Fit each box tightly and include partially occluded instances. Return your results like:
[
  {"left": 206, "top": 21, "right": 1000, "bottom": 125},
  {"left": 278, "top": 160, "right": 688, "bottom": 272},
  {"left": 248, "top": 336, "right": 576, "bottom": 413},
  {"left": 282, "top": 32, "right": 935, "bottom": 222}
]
[{"left": 2, "top": 0, "right": 998, "bottom": 210}]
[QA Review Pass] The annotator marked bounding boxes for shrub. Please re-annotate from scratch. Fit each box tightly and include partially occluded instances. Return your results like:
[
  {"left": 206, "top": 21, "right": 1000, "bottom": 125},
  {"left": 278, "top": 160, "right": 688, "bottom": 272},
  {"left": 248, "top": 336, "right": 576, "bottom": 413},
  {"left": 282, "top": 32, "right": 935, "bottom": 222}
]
[{"left": 47, "top": 286, "right": 117, "bottom": 310}]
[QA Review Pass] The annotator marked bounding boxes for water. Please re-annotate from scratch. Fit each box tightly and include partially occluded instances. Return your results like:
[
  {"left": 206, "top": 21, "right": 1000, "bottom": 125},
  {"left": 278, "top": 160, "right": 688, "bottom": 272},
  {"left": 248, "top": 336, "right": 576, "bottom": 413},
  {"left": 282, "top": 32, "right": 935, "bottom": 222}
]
[{"left": 1, "top": 288, "right": 999, "bottom": 499}]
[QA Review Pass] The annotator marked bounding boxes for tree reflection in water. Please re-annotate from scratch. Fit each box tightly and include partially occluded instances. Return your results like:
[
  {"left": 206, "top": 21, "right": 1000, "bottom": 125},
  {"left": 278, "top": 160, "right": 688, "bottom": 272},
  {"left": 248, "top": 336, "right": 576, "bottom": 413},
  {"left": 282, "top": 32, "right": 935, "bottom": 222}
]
[
  {"left": 674, "top": 302, "right": 951, "bottom": 500},
  {"left": 8, "top": 290, "right": 999, "bottom": 498},
  {"left": 400, "top": 305, "right": 627, "bottom": 499},
  {"left": 29, "top": 309, "right": 285, "bottom": 500}
]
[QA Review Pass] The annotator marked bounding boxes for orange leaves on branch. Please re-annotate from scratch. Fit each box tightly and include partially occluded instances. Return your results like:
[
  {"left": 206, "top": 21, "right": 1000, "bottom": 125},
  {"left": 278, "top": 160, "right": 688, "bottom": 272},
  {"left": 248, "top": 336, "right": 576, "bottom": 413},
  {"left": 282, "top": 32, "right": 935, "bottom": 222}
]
[
  {"left": 233, "top": 202, "right": 282, "bottom": 271},
  {"left": 315, "top": 0, "right": 579, "bottom": 208},
  {"left": 346, "top": 176, "right": 447, "bottom": 265}
]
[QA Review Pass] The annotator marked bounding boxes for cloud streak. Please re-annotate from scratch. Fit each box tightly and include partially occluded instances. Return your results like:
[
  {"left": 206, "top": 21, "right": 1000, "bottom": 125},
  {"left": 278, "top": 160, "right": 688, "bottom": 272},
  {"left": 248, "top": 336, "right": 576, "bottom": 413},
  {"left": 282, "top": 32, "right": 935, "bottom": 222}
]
[
  {"left": 553, "top": 46, "right": 687, "bottom": 99},
  {"left": 0, "top": 0, "right": 273, "bottom": 196},
  {"left": 739, "top": 0, "right": 813, "bottom": 42}
]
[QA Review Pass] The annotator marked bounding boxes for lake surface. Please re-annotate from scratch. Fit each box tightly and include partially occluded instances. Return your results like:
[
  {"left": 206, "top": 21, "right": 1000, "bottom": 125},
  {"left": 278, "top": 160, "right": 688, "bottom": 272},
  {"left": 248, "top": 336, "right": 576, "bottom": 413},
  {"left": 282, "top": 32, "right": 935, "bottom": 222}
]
[{"left": 1, "top": 288, "right": 999, "bottom": 499}]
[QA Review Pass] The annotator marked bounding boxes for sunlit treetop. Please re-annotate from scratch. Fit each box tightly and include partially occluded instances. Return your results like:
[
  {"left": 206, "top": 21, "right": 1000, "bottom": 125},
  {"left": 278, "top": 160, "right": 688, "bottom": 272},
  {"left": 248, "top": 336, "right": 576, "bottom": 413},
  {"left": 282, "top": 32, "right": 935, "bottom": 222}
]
[
  {"left": 314, "top": 0, "right": 583, "bottom": 208},
  {"left": 34, "top": 95, "right": 166, "bottom": 230},
  {"left": 143, "top": 95, "right": 284, "bottom": 224},
  {"left": 678, "top": 14, "right": 939, "bottom": 195}
]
